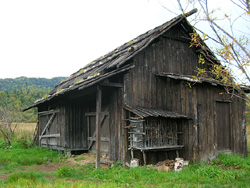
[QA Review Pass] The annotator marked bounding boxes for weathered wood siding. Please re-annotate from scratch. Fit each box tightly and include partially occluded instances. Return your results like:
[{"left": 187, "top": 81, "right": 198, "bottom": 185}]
[
  {"left": 107, "top": 82, "right": 123, "bottom": 161},
  {"left": 38, "top": 99, "right": 66, "bottom": 150},
  {"left": 123, "top": 24, "right": 203, "bottom": 109},
  {"left": 123, "top": 23, "right": 246, "bottom": 160},
  {"left": 65, "top": 99, "right": 88, "bottom": 151}
]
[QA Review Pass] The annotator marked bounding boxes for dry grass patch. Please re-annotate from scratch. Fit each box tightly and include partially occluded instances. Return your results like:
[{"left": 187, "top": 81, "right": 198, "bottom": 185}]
[
  {"left": 13, "top": 123, "right": 36, "bottom": 141},
  {"left": 14, "top": 123, "right": 36, "bottom": 134}
]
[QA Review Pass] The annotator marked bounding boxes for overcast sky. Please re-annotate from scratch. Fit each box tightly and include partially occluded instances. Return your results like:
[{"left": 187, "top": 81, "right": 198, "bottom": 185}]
[{"left": 0, "top": 0, "right": 246, "bottom": 79}]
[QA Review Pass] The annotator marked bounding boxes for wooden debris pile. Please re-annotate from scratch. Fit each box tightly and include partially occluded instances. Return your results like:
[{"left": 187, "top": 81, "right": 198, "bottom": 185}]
[{"left": 155, "top": 158, "right": 189, "bottom": 172}]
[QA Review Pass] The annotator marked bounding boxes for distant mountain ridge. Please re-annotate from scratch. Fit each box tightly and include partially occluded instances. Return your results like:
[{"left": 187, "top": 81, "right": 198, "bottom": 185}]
[
  {"left": 0, "top": 76, "right": 67, "bottom": 92},
  {"left": 0, "top": 76, "right": 67, "bottom": 122}
]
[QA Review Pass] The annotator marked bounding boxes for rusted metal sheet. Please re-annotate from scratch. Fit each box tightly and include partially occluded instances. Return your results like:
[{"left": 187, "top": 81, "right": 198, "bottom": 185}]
[{"left": 124, "top": 105, "right": 189, "bottom": 119}]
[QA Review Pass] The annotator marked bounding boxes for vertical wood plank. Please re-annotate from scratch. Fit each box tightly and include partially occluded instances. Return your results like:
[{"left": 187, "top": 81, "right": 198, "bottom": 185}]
[
  {"left": 192, "top": 86, "right": 198, "bottom": 161},
  {"left": 96, "top": 85, "right": 102, "bottom": 168},
  {"left": 118, "top": 88, "right": 122, "bottom": 161},
  {"left": 122, "top": 108, "right": 127, "bottom": 165}
]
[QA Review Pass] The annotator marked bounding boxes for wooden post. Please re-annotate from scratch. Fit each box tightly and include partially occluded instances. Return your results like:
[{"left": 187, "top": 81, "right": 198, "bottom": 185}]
[
  {"left": 118, "top": 88, "right": 122, "bottom": 161},
  {"left": 122, "top": 108, "right": 128, "bottom": 166},
  {"left": 96, "top": 85, "right": 102, "bottom": 169}
]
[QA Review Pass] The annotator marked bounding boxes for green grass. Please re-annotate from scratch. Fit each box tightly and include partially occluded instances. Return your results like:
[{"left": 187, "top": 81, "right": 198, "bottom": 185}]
[
  {"left": 0, "top": 132, "right": 250, "bottom": 188},
  {"left": 0, "top": 153, "right": 250, "bottom": 187},
  {"left": 49, "top": 155, "right": 250, "bottom": 187},
  {"left": 0, "top": 139, "right": 63, "bottom": 173},
  {"left": 74, "top": 156, "right": 85, "bottom": 162},
  {"left": 7, "top": 171, "right": 48, "bottom": 184}
]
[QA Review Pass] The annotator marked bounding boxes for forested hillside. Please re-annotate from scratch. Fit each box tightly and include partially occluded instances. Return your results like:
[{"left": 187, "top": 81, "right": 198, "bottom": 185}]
[{"left": 0, "top": 77, "right": 67, "bottom": 122}]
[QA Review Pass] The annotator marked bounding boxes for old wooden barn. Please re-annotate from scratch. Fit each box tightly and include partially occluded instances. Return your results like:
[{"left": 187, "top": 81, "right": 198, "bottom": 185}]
[{"left": 24, "top": 9, "right": 247, "bottom": 164}]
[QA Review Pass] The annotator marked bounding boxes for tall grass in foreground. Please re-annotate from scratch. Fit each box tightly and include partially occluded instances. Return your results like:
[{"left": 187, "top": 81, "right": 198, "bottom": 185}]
[{"left": 1, "top": 154, "right": 249, "bottom": 187}]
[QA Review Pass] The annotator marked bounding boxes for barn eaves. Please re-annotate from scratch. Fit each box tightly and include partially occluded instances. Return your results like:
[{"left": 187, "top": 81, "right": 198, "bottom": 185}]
[{"left": 157, "top": 73, "right": 250, "bottom": 91}]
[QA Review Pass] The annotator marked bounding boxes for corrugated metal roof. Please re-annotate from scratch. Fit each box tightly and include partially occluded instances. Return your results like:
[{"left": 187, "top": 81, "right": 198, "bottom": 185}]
[{"left": 124, "top": 105, "right": 190, "bottom": 119}]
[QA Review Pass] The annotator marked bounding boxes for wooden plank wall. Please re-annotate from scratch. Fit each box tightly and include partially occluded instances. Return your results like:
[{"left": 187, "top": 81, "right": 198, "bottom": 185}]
[
  {"left": 108, "top": 86, "right": 123, "bottom": 161},
  {"left": 37, "top": 100, "right": 65, "bottom": 149},
  {"left": 65, "top": 99, "right": 88, "bottom": 150},
  {"left": 123, "top": 23, "right": 246, "bottom": 161},
  {"left": 231, "top": 96, "right": 247, "bottom": 156},
  {"left": 123, "top": 24, "right": 202, "bottom": 110}
]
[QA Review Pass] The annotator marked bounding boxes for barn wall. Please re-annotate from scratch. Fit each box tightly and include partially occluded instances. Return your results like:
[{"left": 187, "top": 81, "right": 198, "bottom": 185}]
[
  {"left": 62, "top": 84, "right": 123, "bottom": 159},
  {"left": 123, "top": 24, "right": 205, "bottom": 160},
  {"left": 123, "top": 24, "right": 205, "bottom": 109},
  {"left": 108, "top": 87, "right": 123, "bottom": 161},
  {"left": 123, "top": 23, "right": 246, "bottom": 161},
  {"left": 37, "top": 99, "right": 67, "bottom": 149},
  {"left": 231, "top": 96, "right": 247, "bottom": 156},
  {"left": 65, "top": 99, "right": 88, "bottom": 150},
  {"left": 86, "top": 89, "right": 112, "bottom": 156}
]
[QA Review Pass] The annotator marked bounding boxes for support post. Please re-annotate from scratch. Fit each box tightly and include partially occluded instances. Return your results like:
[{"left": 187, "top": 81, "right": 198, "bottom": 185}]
[
  {"left": 122, "top": 108, "right": 128, "bottom": 166},
  {"left": 96, "top": 85, "right": 102, "bottom": 169}
]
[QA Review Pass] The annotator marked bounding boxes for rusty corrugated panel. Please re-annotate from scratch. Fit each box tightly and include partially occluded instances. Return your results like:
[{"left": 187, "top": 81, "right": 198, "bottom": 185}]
[{"left": 124, "top": 105, "right": 189, "bottom": 119}]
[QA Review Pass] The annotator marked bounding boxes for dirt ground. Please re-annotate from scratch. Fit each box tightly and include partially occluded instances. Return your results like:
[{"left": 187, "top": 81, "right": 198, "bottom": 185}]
[
  {"left": 0, "top": 153, "right": 113, "bottom": 180},
  {"left": 26, "top": 153, "right": 112, "bottom": 173}
]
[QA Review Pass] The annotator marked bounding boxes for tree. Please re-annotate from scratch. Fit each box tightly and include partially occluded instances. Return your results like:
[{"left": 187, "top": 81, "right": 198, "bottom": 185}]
[{"left": 0, "top": 105, "right": 21, "bottom": 146}]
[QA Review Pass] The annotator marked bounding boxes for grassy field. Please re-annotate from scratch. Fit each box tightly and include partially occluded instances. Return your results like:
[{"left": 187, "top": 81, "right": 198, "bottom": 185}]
[
  {"left": 0, "top": 123, "right": 249, "bottom": 187},
  {"left": 14, "top": 123, "right": 36, "bottom": 133}
]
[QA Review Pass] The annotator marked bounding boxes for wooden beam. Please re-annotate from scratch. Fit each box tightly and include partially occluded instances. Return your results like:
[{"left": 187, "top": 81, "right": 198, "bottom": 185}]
[
  {"left": 118, "top": 87, "right": 122, "bottom": 161},
  {"left": 122, "top": 108, "right": 128, "bottom": 166},
  {"left": 85, "top": 111, "right": 109, "bottom": 116},
  {"left": 88, "top": 137, "right": 110, "bottom": 142},
  {"left": 101, "top": 82, "right": 123, "bottom": 88},
  {"left": 95, "top": 85, "right": 102, "bottom": 169},
  {"left": 161, "top": 35, "right": 190, "bottom": 43},
  {"left": 39, "top": 134, "right": 60, "bottom": 138},
  {"left": 38, "top": 109, "right": 59, "bottom": 116}
]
